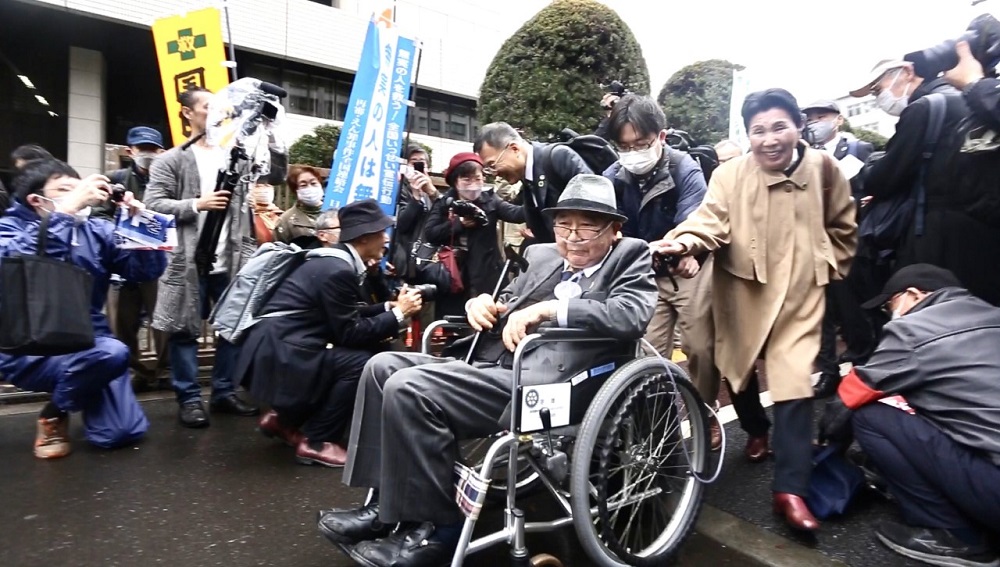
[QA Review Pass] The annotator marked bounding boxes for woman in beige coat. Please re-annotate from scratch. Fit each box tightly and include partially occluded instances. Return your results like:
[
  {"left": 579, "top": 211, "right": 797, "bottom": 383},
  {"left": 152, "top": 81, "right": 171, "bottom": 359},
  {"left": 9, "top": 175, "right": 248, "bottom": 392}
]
[{"left": 656, "top": 89, "right": 857, "bottom": 532}]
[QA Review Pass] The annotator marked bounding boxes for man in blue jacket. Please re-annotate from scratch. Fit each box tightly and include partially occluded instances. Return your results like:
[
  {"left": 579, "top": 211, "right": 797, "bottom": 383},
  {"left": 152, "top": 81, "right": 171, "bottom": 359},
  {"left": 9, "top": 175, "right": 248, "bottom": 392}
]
[
  {"left": 602, "top": 95, "right": 722, "bottom": 447},
  {"left": 0, "top": 159, "right": 167, "bottom": 459}
]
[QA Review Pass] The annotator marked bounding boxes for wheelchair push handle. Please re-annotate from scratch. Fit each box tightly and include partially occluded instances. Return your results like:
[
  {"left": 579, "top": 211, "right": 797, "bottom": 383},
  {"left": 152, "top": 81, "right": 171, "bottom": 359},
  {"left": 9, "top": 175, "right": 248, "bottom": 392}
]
[{"left": 652, "top": 252, "right": 680, "bottom": 292}]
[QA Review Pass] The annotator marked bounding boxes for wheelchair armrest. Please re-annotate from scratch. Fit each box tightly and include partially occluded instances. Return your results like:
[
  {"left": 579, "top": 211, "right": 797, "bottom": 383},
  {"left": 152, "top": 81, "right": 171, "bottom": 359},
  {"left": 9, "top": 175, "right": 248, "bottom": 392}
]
[{"left": 535, "top": 327, "right": 607, "bottom": 341}]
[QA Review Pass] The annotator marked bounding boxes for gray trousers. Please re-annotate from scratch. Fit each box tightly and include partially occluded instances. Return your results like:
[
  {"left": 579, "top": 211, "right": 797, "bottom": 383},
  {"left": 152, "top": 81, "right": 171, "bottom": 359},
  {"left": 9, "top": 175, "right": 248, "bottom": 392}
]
[{"left": 343, "top": 351, "right": 512, "bottom": 525}]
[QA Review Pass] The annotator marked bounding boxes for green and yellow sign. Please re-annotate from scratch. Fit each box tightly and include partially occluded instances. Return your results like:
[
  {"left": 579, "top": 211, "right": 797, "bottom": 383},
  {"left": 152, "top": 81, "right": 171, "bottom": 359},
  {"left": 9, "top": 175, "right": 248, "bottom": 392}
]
[{"left": 152, "top": 8, "right": 230, "bottom": 146}]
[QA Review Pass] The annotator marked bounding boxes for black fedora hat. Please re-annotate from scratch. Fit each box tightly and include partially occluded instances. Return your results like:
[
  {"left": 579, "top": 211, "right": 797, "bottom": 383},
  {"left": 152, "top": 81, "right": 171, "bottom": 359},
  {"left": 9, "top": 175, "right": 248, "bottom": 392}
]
[{"left": 338, "top": 199, "right": 394, "bottom": 242}]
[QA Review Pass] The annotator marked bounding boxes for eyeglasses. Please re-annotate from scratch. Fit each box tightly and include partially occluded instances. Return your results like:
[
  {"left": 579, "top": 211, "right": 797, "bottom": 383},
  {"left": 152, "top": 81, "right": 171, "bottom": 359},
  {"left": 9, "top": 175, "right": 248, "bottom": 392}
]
[
  {"left": 483, "top": 145, "right": 511, "bottom": 176},
  {"left": 553, "top": 223, "right": 611, "bottom": 242},
  {"left": 613, "top": 138, "right": 658, "bottom": 153}
]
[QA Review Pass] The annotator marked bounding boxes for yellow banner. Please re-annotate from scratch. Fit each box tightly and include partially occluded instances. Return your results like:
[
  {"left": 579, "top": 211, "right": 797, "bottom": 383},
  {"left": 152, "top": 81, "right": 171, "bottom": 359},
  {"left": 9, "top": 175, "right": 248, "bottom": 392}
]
[{"left": 151, "top": 7, "right": 230, "bottom": 147}]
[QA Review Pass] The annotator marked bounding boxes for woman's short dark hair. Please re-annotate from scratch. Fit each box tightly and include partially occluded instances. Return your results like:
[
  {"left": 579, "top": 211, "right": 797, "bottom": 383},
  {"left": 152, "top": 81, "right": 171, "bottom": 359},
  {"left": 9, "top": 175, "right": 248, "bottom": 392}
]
[
  {"left": 11, "top": 144, "right": 54, "bottom": 168},
  {"left": 452, "top": 160, "right": 482, "bottom": 182},
  {"left": 741, "top": 88, "right": 804, "bottom": 130},
  {"left": 607, "top": 94, "right": 666, "bottom": 142},
  {"left": 13, "top": 159, "right": 79, "bottom": 204}
]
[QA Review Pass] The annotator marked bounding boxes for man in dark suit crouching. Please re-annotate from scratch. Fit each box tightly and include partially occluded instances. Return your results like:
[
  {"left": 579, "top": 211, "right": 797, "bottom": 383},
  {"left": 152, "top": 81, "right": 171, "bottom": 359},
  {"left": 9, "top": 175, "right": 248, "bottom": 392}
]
[{"left": 317, "top": 174, "right": 657, "bottom": 567}]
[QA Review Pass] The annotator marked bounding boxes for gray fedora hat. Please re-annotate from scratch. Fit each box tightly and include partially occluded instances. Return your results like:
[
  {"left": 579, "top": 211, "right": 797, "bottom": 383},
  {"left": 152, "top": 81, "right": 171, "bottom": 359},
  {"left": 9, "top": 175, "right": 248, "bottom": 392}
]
[{"left": 542, "top": 174, "right": 626, "bottom": 222}]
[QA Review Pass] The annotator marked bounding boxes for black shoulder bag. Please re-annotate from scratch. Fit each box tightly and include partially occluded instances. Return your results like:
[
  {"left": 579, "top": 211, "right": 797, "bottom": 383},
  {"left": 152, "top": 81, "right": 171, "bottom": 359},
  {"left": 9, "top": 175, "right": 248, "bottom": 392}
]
[{"left": 0, "top": 215, "right": 95, "bottom": 355}]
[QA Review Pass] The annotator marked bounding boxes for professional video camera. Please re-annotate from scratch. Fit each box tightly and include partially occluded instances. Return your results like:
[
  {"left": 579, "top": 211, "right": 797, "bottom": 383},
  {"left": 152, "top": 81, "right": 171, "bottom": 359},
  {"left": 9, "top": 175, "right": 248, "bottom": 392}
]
[
  {"left": 600, "top": 80, "right": 629, "bottom": 110},
  {"left": 195, "top": 77, "right": 288, "bottom": 277},
  {"left": 906, "top": 13, "right": 1000, "bottom": 78},
  {"left": 445, "top": 197, "right": 489, "bottom": 227}
]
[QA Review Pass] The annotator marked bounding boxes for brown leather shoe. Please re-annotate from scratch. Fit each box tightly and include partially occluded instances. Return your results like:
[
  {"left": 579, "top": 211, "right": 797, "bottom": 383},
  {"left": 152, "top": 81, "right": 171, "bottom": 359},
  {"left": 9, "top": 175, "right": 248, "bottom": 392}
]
[
  {"left": 258, "top": 410, "right": 304, "bottom": 447},
  {"left": 773, "top": 492, "right": 820, "bottom": 531},
  {"left": 709, "top": 416, "right": 722, "bottom": 451},
  {"left": 296, "top": 439, "right": 348, "bottom": 468},
  {"left": 745, "top": 435, "right": 772, "bottom": 463}
]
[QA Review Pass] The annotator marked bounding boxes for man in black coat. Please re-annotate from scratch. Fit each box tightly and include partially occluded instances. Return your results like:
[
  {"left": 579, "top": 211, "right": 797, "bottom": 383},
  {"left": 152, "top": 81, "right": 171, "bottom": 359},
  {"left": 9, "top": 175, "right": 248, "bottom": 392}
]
[
  {"left": 802, "top": 101, "right": 877, "bottom": 397},
  {"left": 850, "top": 59, "right": 1000, "bottom": 307},
  {"left": 235, "top": 202, "right": 424, "bottom": 468},
  {"left": 474, "top": 122, "right": 592, "bottom": 244}
]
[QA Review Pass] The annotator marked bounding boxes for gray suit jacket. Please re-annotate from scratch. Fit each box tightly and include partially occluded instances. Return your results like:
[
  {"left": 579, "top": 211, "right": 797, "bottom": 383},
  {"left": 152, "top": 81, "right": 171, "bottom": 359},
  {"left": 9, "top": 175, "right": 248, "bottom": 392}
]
[
  {"left": 145, "top": 143, "right": 255, "bottom": 335},
  {"left": 453, "top": 237, "right": 656, "bottom": 387}
]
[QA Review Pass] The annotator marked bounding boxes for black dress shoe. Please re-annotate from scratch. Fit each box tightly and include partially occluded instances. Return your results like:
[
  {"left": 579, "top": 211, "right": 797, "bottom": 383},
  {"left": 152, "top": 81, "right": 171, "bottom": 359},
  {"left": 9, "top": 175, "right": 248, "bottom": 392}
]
[
  {"left": 179, "top": 400, "right": 209, "bottom": 428},
  {"left": 876, "top": 521, "right": 999, "bottom": 567},
  {"left": 209, "top": 394, "right": 260, "bottom": 416},
  {"left": 318, "top": 503, "right": 392, "bottom": 546},
  {"left": 350, "top": 522, "right": 456, "bottom": 567},
  {"left": 813, "top": 373, "right": 841, "bottom": 399}
]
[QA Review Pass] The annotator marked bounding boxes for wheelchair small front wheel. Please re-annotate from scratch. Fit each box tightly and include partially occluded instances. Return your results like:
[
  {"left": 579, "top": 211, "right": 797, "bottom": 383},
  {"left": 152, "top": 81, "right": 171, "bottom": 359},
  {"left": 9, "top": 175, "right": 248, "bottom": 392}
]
[{"left": 569, "top": 356, "right": 710, "bottom": 566}]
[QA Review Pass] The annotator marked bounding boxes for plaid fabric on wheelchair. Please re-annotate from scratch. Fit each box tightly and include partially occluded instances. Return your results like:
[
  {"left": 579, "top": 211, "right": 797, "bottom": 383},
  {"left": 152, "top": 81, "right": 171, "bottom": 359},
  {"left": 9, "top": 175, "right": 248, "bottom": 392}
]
[{"left": 453, "top": 462, "right": 491, "bottom": 520}]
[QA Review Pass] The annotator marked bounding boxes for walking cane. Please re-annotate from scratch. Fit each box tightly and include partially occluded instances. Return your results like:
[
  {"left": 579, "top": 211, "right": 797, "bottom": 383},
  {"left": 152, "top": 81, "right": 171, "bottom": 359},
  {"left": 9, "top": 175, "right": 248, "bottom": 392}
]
[{"left": 464, "top": 244, "right": 528, "bottom": 364}]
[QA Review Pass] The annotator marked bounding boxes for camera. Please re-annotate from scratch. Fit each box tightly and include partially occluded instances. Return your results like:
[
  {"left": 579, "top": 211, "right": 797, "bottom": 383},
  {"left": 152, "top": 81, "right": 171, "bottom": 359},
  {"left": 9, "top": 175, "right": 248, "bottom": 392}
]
[
  {"left": 905, "top": 13, "right": 1000, "bottom": 78},
  {"left": 446, "top": 197, "right": 489, "bottom": 227},
  {"left": 394, "top": 283, "right": 437, "bottom": 301},
  {"left": 652, "top": 252, "right": 680, "bottom": 278},
  {"left": 601, "top": 80, "right": 629, "bottom": 110},
  {"left": 109, "top": 183, "right": 127, "bottom": 203}
]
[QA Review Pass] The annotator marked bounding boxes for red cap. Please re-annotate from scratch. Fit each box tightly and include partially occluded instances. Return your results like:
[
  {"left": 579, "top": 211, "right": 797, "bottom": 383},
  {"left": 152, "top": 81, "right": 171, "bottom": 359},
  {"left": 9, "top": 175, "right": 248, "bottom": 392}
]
[{"left": 444, "top": 152, "right": 483, "bottom": 185}]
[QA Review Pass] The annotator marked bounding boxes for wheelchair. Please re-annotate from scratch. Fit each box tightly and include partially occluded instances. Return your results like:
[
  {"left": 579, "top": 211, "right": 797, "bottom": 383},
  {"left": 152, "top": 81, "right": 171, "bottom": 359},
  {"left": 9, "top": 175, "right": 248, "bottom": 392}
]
[{"left": 421, "top": 316, "right": 711, "bottom": 567}]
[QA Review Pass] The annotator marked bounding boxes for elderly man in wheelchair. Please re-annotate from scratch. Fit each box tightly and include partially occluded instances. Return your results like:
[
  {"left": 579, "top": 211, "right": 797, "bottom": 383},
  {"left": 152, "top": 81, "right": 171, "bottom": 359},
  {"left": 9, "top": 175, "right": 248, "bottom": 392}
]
[{"left": 318, "top": 174, "right": 711, "bottom": 567}]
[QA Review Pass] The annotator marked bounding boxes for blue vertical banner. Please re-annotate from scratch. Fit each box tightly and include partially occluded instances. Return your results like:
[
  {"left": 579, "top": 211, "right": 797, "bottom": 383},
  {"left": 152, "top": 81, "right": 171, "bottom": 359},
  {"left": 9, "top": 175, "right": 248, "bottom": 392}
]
[{"left": 324, "top": 11, "right": 417, "bottom": 217}]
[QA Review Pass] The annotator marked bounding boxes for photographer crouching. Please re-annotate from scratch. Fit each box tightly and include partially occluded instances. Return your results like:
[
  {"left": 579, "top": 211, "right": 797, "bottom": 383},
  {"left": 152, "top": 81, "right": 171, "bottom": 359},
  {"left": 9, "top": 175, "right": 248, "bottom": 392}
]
[
  {"left": 234, "top": 200, "right": 426, "bottom": 468},
  {"left": 0, "top": 160, "right": 167, "bottom": 458}
]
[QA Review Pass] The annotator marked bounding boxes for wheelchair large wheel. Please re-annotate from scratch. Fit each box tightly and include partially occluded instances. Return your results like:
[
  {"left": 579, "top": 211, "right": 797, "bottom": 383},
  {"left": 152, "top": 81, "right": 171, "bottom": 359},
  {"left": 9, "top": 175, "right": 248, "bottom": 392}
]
[
  {"left": 569, "top": 356, "right": 709, "bottom": 566},
  {"left": 459, "top": 437, "right": 542, "bottom": 503}
]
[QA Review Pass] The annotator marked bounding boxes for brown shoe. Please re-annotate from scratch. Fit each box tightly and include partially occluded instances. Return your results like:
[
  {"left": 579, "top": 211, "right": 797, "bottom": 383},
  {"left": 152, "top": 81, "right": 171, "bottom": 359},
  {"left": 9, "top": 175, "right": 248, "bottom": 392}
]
[
  {"left": 35, "top": 416, "right": 71, "bottom": 459},
  {"left": 296, "top": 439, "right": 347, "bottom": 468},
  {"left": 258, "top": 410, "right": 304, "bottom": 447},
  {"left": 745, "top": 435, "right": 772, "bottom": 463},
  {"left": 773, "top": 492, "right": 820, "bottom": 531},
  {"left": 709, "top": 416, "right": 722, "bottom": 451}
]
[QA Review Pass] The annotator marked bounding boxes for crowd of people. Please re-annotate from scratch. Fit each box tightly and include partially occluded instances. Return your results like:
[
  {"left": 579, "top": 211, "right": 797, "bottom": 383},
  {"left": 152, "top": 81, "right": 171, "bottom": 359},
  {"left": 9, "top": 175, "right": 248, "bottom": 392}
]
[{"left": 1, "top": 38, "right": 999, "bottom": 567}]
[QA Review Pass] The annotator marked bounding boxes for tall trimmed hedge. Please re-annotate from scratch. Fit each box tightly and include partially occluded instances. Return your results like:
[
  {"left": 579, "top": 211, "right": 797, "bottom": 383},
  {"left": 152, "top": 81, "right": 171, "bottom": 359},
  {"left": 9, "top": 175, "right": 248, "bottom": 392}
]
[{"left": 478, "top": 0, "right": 649, "bottom": 140}]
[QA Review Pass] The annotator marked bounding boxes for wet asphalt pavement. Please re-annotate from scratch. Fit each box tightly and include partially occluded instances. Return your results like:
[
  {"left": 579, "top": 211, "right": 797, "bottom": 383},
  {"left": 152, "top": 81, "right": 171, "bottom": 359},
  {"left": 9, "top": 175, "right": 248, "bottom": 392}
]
[{"left": 0, "top": 397, "right": 757, "bottom": 567}]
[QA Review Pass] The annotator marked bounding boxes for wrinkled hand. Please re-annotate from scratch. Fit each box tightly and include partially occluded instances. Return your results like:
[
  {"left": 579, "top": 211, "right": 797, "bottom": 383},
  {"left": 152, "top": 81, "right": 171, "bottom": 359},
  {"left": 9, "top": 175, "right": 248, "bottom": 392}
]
[
  {"left": 817, "top": 397, "right": 855, "bottom": 446},
  {"left": 600, "top": 93, "right": 620, "bottom": 110},
  {"left": 670, "top": 255, "right": 700, "bottom": 278},
  {"left": 196, "top": 190, "right": 231, "bottom": 211},
  {"left": 56, "top": 174, "right": 111, "bottom": 214},
  {"left": 943, "top": 40, "right": 985, "bottom": 90},
  {"left": 466, "top": 294, "right": 508, "bottom": 331},
  {"left": 502, "top": 300, "right": 555, "bottom": 352},
  {"left": 649, "top": 239, "right": 687, "bottom": 257},
  {"left": 396, "top": 287, "right": 423, "bottom": 317},
  {"left": 406, "top": 171, "right": 435, "bottom": 194}
]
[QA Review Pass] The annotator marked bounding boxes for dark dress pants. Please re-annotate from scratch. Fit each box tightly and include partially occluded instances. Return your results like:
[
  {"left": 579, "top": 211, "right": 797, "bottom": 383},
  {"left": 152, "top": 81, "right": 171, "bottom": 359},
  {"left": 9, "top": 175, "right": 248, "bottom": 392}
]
[
  {"left": 727, "top": 368, "right": 814, "bottom": 496},
  {"left": 853, "top": 403, "right": 1000, "bottom": 534},
  {"left": 274, "top": 347, "right": 371, "bottom": 444},
  {"left": 343, "top": 351, "right": 512, "bottom": 525}
]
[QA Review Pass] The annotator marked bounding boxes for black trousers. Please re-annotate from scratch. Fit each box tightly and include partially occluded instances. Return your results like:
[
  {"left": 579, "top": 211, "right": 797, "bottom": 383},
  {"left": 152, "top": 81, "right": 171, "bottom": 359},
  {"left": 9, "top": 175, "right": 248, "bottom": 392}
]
[
  {"left": 727, "top": 371, "right": 814, "bottom": 496},
  {"left": 816, "top": 280, "right": 876, "bottom": 379},
  {"left": 274, "top": 348, "right": 371, "bottom": 444},
  {"left": 854, "top": 403, "right": 1000, "bottom": 534}
]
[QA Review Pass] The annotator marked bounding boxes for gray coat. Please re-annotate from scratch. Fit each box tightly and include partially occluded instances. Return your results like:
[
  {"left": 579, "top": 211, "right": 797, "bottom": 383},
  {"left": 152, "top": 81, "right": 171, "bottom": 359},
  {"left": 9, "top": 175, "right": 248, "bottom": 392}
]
[
  {"left": 448, "top": 237, "right": 657, "bottom": 386},
  {"left": 145, "top": 143, "right": 255, "bottom": 336}
]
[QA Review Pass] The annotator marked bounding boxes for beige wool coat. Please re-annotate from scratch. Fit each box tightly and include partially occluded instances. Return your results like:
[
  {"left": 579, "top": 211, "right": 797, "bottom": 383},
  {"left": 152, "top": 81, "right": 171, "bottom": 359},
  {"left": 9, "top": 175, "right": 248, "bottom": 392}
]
[{"left": 666, "top": 145, "right": 857, "bottom": 401}]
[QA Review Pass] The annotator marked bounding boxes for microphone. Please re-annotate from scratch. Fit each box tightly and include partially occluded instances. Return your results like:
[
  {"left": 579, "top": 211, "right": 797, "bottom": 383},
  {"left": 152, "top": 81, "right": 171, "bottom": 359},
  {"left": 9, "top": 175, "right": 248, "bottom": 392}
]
[{"left": 258, "top": 81, "right": 287, "bottom": 98}]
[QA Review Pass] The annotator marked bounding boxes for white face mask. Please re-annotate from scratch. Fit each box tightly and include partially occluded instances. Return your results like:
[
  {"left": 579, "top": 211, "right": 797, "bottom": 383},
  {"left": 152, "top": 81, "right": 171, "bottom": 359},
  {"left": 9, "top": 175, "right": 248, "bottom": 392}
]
[
  {"left": 132, "top": 152, "right": 157, "bottom": 171},
  {"left": 37, "top": 196, "right": 90, "bottom": 223},
  {"left": 876, "top": 71, "right": 911, "bottom": 117},
  {"left": 891, "top": 307, "right": 903, "bottom": 320},
  {"left": 456, "top": 182, "right": 484, "bottom": 201},
  {"left": 253, "top": 186, "right": 275, "bottom": 206},
  {"left": 618, "top": 143, "right": 661, "bottom": 175},
  {"left": 297, "top": 186, "right": 324, "bottom": 207},
  {"left": 808, "top": 119, "right": 838, "bottom": 144}
]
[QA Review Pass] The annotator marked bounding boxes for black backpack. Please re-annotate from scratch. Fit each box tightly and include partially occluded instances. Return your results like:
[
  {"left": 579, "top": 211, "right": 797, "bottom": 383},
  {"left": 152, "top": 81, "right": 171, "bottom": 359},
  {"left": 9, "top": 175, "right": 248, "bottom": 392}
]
[
  {"left": 554, "top": 128, "right": 620, "bottom": 174},
  {"left": 665, "top": 130, "right": 719, "bottom": 183}
]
